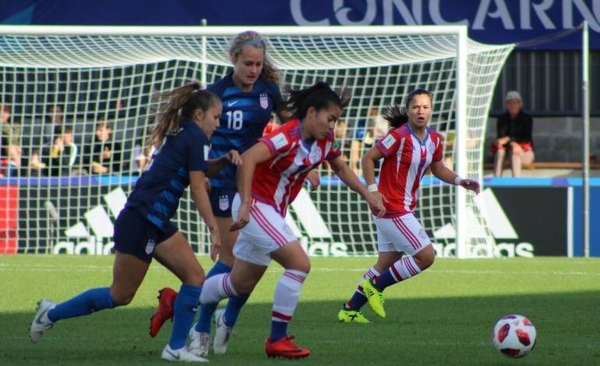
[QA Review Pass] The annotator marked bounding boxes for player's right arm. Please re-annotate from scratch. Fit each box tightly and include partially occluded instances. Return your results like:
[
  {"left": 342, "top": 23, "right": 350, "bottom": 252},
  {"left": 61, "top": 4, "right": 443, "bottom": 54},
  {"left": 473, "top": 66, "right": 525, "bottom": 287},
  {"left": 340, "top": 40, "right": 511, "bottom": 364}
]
[
  {"left": 230, "top": 141, "right": 272, "bottom": 232},
  {"left": 189, "top": 170, "right": 221, "bottom": 260}
]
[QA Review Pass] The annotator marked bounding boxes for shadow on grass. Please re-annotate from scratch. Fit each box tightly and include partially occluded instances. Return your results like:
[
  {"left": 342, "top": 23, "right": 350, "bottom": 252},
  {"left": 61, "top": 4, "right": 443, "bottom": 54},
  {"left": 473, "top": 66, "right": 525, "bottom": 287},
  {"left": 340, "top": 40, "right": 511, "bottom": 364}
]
[{"left": 3, "top": 291, "right": 600, "bottom": 366}]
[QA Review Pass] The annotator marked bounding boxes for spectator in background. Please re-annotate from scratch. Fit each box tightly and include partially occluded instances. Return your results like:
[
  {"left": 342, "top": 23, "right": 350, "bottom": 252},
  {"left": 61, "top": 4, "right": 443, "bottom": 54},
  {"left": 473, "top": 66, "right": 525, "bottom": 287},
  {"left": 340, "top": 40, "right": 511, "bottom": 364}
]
[
  {"left": 44, "top": 126, "right": 78, "bottom": 176},
  {"left": 83, "top": 119, "right": 123, "bottom": 175},
  {"left": 334, "top": 119, "right": 349, "bottom": 161},
  {"left": 491, "top": 91, "right": 534, "bottom": 177},
  {"left": 130, "top": 143, "right": 153, "bottom": 176},
  {"left": 0, "top": 102, "right": 22, "bottom": 177},
  {"left": 349, "top": 107, "right": 386, "bottom": 175},
  {"left": 43, "top": 104, "right": 66, "bottom": 145}
]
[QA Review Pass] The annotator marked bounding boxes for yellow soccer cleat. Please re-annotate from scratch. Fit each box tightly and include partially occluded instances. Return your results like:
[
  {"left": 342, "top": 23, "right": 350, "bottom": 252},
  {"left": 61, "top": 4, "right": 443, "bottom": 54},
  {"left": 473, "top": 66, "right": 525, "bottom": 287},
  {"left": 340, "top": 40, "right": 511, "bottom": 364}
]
[
  {"left": 338, "top": 309, "right": 370, "bottom": 324},
  {"left": 361, "top": 279, "right": 386, "bottom": 318}
]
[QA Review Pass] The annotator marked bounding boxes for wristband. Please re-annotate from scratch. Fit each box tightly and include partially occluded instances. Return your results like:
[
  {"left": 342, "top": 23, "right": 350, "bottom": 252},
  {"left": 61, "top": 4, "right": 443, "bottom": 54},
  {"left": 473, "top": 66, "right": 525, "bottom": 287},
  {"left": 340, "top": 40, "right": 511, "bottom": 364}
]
[
  {"left": 367, "top": 184, "right": 378, "bottom": 192},
  {"left": 454, "top": 176, "right": 463, "bottom": 186}
]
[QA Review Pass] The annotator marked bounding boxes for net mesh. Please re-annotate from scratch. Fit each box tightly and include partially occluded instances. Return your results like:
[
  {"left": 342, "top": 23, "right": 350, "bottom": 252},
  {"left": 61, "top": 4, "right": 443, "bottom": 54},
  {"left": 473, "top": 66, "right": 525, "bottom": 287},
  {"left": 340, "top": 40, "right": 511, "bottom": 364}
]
[{"left": 0, "top": 27, "right": 513, "bottom": 257}]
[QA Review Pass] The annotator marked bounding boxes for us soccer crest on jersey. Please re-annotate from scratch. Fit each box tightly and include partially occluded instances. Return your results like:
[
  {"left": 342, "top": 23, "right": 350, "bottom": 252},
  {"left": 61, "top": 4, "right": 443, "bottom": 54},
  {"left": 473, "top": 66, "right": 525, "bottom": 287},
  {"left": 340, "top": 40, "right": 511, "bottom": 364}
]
[{"left": 260, "top": 93, "right": 269, "bottom": 109}]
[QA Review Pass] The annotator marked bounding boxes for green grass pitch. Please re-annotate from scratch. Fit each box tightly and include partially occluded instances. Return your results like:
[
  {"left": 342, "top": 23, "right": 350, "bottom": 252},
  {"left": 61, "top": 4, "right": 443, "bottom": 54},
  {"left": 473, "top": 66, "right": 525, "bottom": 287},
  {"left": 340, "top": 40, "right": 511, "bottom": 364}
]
[{"left": 1, "top": 255, "right": 599, "bottom": 365}]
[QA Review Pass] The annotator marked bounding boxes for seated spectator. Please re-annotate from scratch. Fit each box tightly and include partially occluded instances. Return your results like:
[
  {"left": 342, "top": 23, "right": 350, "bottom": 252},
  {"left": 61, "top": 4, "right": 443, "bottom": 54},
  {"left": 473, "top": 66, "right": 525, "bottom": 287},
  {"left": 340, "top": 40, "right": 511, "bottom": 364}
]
[
  {"left": 349, "top": 108, "right": 385, "bottom": 175},
  {"left": 334, "top": 119, "right": 349, "bottom": 162},
  {"left": 491, "top": 91, "right": 534, "bottom": 177},
  {"left": 0, "top": 102, "right": 22, "bottom": 177},
  {"left": 43, "top": 104, "right": 66, "bottom": 145},
  {"left": 43, "top": 126, "right": 78, "bottom": 176},
  {"left": 82, "top": 119, "right": 123, "bottom": 175},
  {"left": 129, "top": 143, "right": 153, "bottom": 176}
]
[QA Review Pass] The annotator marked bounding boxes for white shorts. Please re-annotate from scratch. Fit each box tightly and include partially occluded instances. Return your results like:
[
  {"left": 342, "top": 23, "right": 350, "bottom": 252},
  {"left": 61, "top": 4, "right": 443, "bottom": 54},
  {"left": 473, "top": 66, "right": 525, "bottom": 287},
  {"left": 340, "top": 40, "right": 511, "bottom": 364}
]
[
  {"left": 373, "top": 213, "right": 431, "bottom": 256},
  {"left": 231, "top": 194, "right": 297, "bottom": 267}
]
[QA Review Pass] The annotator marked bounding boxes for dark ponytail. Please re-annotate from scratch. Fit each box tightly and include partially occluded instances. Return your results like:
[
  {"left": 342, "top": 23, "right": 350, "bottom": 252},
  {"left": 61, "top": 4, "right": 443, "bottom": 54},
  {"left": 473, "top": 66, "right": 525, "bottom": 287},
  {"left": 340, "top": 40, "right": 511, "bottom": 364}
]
[
  {"left": 385, "top": 88, "right": 433, "bottom": 130},
  {"left": 151, "top": 82, "right": 220, "bottom": 146},
  {"left": 383, "top": 105, "right": 408, "bottom": 129},
  {"left": 284, "top": 82, "right": 351, "bottom": 120}
]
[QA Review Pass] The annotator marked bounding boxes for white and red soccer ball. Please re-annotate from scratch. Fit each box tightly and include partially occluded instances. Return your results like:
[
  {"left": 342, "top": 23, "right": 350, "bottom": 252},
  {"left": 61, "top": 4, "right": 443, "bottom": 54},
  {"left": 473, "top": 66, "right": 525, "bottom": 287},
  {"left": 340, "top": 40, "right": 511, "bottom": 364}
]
[{"left": 492, "top": 314, "right": 537, "bottom": 358}]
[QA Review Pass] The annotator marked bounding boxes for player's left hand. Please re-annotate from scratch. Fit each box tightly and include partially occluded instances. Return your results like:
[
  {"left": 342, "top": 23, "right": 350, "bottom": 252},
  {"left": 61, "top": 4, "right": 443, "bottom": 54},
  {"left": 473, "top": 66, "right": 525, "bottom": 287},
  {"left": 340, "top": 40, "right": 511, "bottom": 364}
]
[
  {"left": 209, "top": 229, "right": 221, "bottom": 262},
  {"left": 459, "top": 179, "right": 480, "bottom": 194},
  {"left": 230, "top": 202, "right": 250, "bottom": 231},
  {"left": 227, "top": 150, "right": 242, "bottom": 166},
  {"left": 305, "top": 170, "right": 321, "bottom": 191},
  {"left": 367, "top": 191, "right": 387, "bottom": 217}
]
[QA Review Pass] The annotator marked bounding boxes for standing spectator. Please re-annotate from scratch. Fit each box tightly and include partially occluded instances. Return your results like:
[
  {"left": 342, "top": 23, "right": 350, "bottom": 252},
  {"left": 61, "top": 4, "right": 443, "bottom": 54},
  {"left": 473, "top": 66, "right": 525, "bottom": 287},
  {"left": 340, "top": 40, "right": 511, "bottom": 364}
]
[
  {"left": 29, "top": 83, "right": 241, "bottom": 362},
  {"left": 338, "top": 90, "right": 480, "bottom": 323},
  {"left": 149, "top": 30, "right": 320, "bottom": 358},
  {"left": 198, "top": 82, "right": 385, "bottom": 358},
  {"left": 0, "top": 102, "right": 22, "bottom": 177},
  {"left": 491, "top": 91, "right": 534, "bottom": 177},
  {"left": 44, "top": 126, "right": 78, "bottom": 176},
  {"left": 83, "top": 119, "right": 123, "bottom": 175}
]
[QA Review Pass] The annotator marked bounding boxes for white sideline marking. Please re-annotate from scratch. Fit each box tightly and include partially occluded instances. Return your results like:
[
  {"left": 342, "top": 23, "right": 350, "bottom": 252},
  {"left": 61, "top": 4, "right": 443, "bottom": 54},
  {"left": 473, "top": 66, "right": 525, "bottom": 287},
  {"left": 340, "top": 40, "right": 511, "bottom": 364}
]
[{"left": 2, "top": 263, "right": 599, "bottom": 277}]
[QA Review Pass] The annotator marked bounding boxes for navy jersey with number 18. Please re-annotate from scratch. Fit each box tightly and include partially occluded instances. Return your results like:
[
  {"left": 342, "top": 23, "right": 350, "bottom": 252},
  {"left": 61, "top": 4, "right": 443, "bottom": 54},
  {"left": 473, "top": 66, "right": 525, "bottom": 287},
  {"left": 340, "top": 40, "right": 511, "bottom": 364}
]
[{"left": 207, "top": 73, "right": 282, "bottom": 189}]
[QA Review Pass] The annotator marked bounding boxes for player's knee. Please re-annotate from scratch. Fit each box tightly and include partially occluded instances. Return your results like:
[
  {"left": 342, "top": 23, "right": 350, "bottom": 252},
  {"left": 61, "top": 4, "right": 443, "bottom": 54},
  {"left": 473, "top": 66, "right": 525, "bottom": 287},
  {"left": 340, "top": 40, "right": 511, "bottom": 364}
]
[
  {"left": 231, "top": 277, "right": 258, "bottom": 295},
  {"left": 187, "top": 269, "right": 206, "bottom": 287},
  {"left": 109, "top": 288, "right": 136, "bottom": 306},
  {"left": 287, "top": 257, "right": 310, "bottom": 274},
  {"left": 415, "top": 245, "right": 435, "bottom": 270}
]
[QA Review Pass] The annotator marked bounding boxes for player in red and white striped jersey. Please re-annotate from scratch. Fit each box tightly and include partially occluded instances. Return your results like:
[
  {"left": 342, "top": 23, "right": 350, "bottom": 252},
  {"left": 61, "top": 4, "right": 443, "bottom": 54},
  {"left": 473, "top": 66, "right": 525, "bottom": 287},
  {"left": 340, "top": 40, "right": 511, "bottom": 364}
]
[
  {"left": 339, "top": 89, "right": 480, "bottom": 323},
  {"left": 199, "top": 82, "right": 385, "bottom": 358}
]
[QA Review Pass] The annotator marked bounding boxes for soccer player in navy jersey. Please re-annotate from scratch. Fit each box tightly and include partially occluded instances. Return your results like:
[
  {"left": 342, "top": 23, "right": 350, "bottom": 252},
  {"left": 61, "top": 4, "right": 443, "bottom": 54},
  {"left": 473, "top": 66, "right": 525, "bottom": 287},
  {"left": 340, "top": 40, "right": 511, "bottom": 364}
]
[
  {"left": 29, "top": 83, "right": 241, "bottom": 363},
  {"left": 337, "top": 89, "right": 480, "bottom": 323},
  {"left": 198, "top": 82, "right": 386, "bottom": 359},
  {"left": 149, "top": 30, "right": 320, "bottom": 356}
]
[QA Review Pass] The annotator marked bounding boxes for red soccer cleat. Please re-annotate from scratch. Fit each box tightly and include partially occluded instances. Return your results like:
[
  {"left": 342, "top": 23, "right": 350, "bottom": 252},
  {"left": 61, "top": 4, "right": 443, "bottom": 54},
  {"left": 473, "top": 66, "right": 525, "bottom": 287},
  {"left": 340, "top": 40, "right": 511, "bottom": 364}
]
[
  {"left": 265, "top": 335, "right": 311, "bottom": 359},
  {"left": 149, "top": 287, "right": 178, "bottom": 338}
]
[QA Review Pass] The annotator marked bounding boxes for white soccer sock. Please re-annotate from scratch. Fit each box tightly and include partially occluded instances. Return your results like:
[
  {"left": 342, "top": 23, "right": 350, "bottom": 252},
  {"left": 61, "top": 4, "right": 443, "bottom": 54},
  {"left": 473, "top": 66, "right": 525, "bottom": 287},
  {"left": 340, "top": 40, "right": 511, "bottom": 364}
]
[
  {"left": 362, "top": 266, "right": 380, "bottom": 282},
  {"left": 199, "top": 273, "right": 239, "bottom": 304},
  {"left": 358, "top": 266, "right": 380, "bottom": 294},
  {"left": 272, "top": 269, "right": 307, "bottom": 322},
  {"left": 390, "top": 256, "right": 422, "bottom": 282}
]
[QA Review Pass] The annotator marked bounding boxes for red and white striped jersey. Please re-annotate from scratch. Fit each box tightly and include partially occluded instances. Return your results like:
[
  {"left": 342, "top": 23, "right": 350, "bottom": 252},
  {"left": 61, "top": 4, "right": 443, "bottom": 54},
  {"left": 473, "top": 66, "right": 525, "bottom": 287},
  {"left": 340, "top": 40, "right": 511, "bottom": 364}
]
[
  {"left": 375, "top": 124, "right": 443, "bottom": 217},
  {"left": 252, "top": 118, "right": 341, "bottom": 215}
]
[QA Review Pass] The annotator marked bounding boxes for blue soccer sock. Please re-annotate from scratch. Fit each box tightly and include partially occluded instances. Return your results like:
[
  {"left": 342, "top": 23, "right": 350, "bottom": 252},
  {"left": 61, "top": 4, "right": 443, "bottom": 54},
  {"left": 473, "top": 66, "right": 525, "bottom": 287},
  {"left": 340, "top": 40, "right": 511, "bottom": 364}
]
[
  {"left": 195, "top": 260, "right": 231, "bottom": 333},
  {"left": 270, "top": 321, "right": 288, "bottom": 343},
  {"left": 345, "top": 291, "right": 368, "bottom": 311},
  {"left": 47, "top": 287, "right": 116, "bottom": 322},
  {"left": 223, "top": 294, "right": 249, "bottom": 327},
  {"left": 344, "top": 267, "right": 380, "bottom": 311},
  {"left": 169, "top": 284, "right": 202, "bottom": 350}
]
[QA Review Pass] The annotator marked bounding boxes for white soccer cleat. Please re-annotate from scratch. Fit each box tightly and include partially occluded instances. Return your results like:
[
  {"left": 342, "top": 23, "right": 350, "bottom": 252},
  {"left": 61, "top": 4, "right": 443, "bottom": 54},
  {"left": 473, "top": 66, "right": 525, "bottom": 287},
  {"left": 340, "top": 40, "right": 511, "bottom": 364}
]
[
  {"left": 161, "top": 345, "right": 209, "bottom": 362},
  {"left": 30, "top": 299, "right": 56, "bottom": 343},
  {"left": 212, "top": 309, "right": 233, "bottom": 355},
  {"left": 188, "top": 328, "right": 210, "bottom": 358}
]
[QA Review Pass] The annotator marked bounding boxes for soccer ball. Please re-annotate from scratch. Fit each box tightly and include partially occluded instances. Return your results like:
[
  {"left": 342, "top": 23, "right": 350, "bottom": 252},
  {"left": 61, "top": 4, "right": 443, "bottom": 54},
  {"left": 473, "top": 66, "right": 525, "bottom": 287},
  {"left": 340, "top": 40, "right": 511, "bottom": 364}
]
[{"left": 492, "top": 314, "right": 537, "bottom": 358}]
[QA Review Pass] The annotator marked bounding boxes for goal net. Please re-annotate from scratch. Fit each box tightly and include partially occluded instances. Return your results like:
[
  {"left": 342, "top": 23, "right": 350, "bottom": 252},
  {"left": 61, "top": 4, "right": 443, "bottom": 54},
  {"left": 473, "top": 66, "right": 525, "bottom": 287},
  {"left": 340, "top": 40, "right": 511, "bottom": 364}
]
[{"left": 0, "top": 26, "right": 513, "bottom": 258}]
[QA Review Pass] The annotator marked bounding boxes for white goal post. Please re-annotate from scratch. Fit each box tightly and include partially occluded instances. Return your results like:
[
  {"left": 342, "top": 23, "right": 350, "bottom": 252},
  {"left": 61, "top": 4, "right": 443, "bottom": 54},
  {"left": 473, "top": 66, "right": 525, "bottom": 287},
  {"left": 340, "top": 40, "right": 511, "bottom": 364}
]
[{"left": 0, "top": 25, "right": 513, "bottom": 258}]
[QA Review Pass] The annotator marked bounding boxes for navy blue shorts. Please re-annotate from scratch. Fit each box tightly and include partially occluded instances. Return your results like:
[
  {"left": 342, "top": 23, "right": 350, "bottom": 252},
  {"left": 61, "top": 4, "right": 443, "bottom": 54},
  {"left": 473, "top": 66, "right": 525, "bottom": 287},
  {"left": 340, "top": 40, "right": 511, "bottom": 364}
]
[
  {"left": 209, "top": 187, "right": 237, "bottom": 218},
  {"left": 113, "top": 207, "right": 178, "bottom": 263}
]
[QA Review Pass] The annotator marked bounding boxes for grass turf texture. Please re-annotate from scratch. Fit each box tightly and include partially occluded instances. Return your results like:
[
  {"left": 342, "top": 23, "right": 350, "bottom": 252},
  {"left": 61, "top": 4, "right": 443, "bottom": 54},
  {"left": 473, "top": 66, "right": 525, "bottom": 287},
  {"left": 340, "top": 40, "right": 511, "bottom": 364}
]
[{"left": 1, "top": 256, "right": 599, "bottom": 365}]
